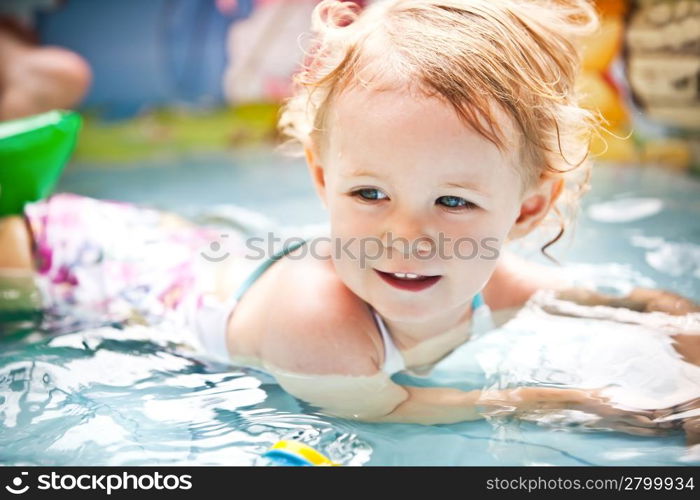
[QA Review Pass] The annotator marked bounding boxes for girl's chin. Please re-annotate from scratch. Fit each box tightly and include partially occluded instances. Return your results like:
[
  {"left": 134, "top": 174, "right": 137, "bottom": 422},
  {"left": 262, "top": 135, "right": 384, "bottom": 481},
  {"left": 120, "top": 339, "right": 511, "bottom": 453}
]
[{"left": 370, "top": 298, "right": 441, "bottom": 321}]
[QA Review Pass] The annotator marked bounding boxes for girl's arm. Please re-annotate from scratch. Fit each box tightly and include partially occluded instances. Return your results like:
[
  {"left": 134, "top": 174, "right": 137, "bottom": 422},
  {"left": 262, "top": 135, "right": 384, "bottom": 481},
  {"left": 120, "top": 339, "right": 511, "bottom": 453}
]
[
  {"left": 362, "top": 384, "right": 668, "bottom": 433},
  {"left": 485, "top": 251, "right": 700, "bottom": 316},
  {"left": 273, "top": 368, "right": 677, "bottom": 436},
  {"left": 261, "top": 292, "right": 671, "bottom": 432},
  {"left": 554, "top": 287, "right": 700, "bottom": 316},
  {"left": 265, "top": 354, "right": 668, "bottom": 430}
]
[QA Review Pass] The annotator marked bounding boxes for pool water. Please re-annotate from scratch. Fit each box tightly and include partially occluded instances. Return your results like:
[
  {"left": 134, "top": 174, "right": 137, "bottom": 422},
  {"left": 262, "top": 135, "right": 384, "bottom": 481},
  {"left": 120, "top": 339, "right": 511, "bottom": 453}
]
[{"left": 1, "top": 152, "right": 699, "bottom": 465}]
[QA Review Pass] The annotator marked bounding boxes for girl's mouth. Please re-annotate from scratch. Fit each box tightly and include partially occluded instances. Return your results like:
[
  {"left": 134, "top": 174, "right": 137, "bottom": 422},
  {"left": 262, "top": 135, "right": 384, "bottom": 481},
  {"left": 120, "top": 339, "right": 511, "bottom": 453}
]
[{"left": 374, "top": 269, "right": 442, "bottom": 292}]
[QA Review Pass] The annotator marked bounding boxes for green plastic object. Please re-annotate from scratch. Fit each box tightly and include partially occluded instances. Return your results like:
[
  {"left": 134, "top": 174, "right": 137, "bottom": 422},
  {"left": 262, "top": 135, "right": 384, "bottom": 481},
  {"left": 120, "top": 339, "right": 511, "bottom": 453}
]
[{"left": 0, "top": 110, "right": 81, "bottom": 216}]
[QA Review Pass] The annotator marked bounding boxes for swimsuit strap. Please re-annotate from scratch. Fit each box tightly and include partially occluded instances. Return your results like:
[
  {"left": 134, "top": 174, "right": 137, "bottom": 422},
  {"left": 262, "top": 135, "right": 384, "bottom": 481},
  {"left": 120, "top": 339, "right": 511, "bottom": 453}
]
[
  {"left": 471, "top": 291, "right": 486, "bottom": 309},
  {"left": 230, "top": 238, "right": 309, "bottom": 303},
  {"left": 470, "top": 291, "right": 496, "bottom": 337},
  {"left": 370, "top": 306, "right": 406, "bottom": 375},
  {"left": 371, "top": 291, "right": 494, "bottom": 375},
  {"left": 196, "top": 238, "right": 310, "bottom": 363}
]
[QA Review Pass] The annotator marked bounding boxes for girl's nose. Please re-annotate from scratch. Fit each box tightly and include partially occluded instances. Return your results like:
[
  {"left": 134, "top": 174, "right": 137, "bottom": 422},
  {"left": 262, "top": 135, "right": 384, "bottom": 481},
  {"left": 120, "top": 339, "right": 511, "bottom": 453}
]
[{"left": 383, "top": 213, "right": 434, "bottom": 258}]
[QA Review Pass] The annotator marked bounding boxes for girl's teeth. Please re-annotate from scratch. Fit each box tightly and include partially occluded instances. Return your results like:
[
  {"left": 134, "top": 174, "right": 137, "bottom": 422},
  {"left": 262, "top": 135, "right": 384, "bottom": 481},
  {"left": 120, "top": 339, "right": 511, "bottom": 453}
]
[{"left": 392, "top": 272, "right": 421, "bottom": 280}]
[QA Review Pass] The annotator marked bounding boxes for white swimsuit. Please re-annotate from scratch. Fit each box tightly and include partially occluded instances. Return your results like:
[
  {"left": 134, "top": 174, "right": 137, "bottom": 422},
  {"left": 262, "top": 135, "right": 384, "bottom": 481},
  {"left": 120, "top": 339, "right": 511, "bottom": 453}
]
[
  {"left": 369, "top": 291, "right": 495, "bottom": 376},
  {"left": 193, "top": 236, "right": 496, "bottom": 373}
]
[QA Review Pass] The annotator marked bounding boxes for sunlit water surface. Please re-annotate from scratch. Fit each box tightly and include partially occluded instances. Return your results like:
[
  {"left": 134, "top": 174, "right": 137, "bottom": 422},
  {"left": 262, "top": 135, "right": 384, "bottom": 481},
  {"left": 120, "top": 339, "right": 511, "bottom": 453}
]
[{"left": 1, "top": 157, "right": 700, "bottom": 465}]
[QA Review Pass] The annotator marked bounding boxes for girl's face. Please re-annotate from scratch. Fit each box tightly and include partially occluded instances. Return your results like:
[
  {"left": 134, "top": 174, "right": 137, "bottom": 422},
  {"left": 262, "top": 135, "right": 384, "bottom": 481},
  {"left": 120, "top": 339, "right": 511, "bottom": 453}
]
[{"left": 307, "top": 86, "right": 538, "bottom": 322}]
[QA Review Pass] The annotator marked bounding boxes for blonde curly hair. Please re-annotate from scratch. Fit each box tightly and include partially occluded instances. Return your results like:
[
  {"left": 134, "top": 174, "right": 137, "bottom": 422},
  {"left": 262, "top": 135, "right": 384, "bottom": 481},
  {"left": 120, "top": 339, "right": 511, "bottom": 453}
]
[{"left": 278, "top": 0, "right": 603, "bottom": 258}]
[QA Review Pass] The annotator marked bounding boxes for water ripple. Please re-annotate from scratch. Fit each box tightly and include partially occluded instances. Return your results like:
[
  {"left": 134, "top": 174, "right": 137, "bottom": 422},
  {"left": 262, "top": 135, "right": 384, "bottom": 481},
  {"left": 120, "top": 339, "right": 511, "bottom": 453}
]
[{"left": 0, "top": 326, "right": 372, "bottom": 465}]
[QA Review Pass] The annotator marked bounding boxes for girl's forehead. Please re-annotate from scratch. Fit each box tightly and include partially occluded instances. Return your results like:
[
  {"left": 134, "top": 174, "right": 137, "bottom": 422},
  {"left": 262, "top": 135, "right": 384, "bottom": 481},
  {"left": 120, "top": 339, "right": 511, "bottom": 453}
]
[{"left": 326, "top": 86, "right": 519, "bottom": 179}]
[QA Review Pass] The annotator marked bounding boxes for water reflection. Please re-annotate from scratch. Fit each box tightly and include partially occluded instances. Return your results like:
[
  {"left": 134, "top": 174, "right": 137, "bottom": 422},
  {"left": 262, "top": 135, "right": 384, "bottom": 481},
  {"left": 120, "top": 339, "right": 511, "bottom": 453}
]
[
  {"left": 0, "top": 326, "right": 371, "bottom": 465},
  {"left": 2, "top": 164, "right": 700, "bottom": 465}
]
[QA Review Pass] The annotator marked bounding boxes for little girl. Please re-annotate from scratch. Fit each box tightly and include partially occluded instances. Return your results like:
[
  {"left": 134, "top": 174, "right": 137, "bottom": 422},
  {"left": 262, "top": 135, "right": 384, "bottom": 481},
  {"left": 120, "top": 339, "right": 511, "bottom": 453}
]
[{"left": 2, "top": 0, "right": 699, "bottom": 440}]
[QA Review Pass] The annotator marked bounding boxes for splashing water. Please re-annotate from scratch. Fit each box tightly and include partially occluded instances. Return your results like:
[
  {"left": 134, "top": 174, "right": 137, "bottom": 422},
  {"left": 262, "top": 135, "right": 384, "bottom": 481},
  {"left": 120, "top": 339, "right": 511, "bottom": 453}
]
[
  {"left": 0, "top": 326, "right": 371, "bottom": 466},
  {"left": 2, "top": 162, "right": 700, "bottom": 465}
]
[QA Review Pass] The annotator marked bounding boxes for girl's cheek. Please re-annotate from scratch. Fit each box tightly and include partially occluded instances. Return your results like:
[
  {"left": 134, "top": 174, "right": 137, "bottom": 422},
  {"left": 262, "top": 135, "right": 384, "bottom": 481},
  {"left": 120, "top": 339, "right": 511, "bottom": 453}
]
[
  {"left": 432, "top": 219, "right": 510, "bottom": 274},
  {"left": 437, "top": 215, "right": 504, "bottom": 251},
  {"left": 332, "top": 205, "right": 377, "bottom": 238},
  {"left": 328, "top": 213, "right": 382, "bottom": 270}
]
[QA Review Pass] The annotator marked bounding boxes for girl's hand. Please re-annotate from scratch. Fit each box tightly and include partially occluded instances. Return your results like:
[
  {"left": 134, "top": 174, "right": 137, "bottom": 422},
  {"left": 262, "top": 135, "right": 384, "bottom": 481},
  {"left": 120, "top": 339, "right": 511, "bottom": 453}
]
[
  {"left": 682, "top": 417, "right": 700, "bottom": 446},
  {"left": 670, "top": 332, "right": 700, "bottom": 365},
  {"left": 632, "top": 289, "right": 700, "bottom": 316},
  {"left": 555, "top": 287, "right": 700, "bottom": 316},
  {"left": 478, "top": 386, "right": 682, "bottom": 436},
  {"left": 645, "top": 397, "right": 700, "bottom": 445}
]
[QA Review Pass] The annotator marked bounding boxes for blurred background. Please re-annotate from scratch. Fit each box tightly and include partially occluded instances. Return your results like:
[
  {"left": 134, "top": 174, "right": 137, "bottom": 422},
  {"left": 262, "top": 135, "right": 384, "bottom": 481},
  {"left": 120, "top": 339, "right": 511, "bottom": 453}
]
[{"left": 1, "top": 0, "right": 699, "bottom": 226}]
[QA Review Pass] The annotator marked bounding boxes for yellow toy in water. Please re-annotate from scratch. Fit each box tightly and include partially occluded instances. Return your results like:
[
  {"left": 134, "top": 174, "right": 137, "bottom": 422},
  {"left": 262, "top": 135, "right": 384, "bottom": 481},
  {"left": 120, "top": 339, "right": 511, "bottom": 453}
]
[
  {"left": 261, "top": 440, "right": 339, "bottom": 466},
  {"left": 0, "top": 110, "right": 81, "bottom": 216}
]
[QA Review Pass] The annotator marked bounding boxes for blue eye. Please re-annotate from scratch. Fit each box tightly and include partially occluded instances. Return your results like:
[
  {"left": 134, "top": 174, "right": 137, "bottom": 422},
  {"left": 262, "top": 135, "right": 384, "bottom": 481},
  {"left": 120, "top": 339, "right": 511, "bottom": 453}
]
[
  {"left": 437, "top": 195, "right": 478, "bottom": 210},
  {"left": 351, "top": 188, "right": 387, "bottom": 202}
]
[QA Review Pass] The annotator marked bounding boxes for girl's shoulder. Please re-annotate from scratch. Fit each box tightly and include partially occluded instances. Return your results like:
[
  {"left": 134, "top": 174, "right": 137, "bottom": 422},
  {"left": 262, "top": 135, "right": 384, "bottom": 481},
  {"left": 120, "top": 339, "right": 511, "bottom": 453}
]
[
  {"left": 482, "top": 251, "right": 571, "bottom": 310},
  {"left": 246, "top": 237, "right": 385, "bottom": 376}
]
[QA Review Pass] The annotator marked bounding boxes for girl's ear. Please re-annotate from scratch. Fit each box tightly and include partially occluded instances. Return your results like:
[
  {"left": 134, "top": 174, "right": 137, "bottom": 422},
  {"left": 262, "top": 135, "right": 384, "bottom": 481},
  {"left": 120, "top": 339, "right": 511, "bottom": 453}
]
[
  {"left": 304, "top": 144, "right": 328, "bottom": 210},
  {"left": 508, "top": 177, "right": 564, "bottom": 240}
]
